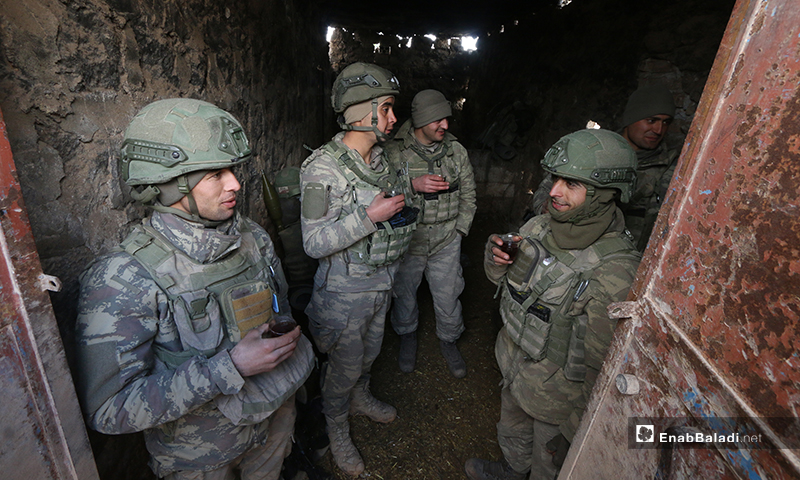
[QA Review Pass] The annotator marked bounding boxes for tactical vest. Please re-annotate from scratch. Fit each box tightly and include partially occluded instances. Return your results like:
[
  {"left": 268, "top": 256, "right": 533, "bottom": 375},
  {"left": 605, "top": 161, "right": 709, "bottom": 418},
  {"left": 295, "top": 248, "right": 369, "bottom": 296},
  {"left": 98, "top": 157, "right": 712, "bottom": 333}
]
[
  {"left": 404, "top": 140, "right": 462, "bottom": 225},
  {"left": 322, "top": 141, "right": 416, "bottom": 267},
  {"left": 498, "top": 220, "right": 638, "bottom": 382},
  {"left": 120, "top": 218, "right": 314, "bottom": 425}
]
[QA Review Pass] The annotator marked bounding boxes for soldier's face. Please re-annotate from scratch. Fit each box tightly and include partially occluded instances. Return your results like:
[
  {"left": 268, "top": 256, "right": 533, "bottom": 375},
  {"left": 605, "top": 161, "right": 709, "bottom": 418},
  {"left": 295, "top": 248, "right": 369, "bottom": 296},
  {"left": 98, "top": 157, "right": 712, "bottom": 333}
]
[
  {"left": 375, "top": 97, "right": 397, "bottom": 134},
  {"left": 623, "top": 115, "right": 672, "bottom": 151},
  {"left": 177, "top": 168, "right": 241, "bottom": 221},
  {"left": 416, "top": 118, "right": 449, "bottom": 145},
  {"left": 549, "top": 176, "right": 587, "bottom": 212},
  {"left": 354, "top": 97, "right": 397, "bottom": 138}
]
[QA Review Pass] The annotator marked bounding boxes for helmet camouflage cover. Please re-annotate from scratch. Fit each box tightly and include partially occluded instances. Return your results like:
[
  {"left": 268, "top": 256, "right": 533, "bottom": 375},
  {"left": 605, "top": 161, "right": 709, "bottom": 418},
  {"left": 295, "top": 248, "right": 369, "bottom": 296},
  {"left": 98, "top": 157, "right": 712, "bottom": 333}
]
[
  {"left": 541, "top": 129, "right": 637, "bottom": 203},
  {"left": 274, "top": 166, "right": 301, "bottom": 198},
  {"left": 120, "top": 98, "right": 251, "bottom": 191},
  {"left": 331, "top": 62, "right": 400, "bottom": 113}
]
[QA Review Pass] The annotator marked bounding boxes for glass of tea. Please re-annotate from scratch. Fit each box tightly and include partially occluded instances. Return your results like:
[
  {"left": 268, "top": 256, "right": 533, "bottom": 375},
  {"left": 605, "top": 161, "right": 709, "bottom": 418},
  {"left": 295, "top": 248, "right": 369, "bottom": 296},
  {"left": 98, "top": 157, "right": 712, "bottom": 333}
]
[
  {"left": 383, "top": 185, "right": 401, "bottom": 198},
  {"left": 262, "top": 316, "right": 298, "bottom": 338},
  {"left": 498, "top": 233, "right": 521, "bottom": 261}
]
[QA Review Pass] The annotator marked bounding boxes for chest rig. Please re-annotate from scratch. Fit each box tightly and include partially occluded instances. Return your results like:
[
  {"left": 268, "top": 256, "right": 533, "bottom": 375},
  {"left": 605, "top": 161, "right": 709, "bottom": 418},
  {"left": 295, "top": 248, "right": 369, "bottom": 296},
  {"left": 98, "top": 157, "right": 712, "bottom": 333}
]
[
  {"left": 498, "top": 220, "right": 637, "bottom": 382},
  {"left": 404, "top": 139, "right": 461, "bottom": 225},
  {"left": 120, "top": 218, "right": 314, "bottom": 425},
  {"left": 323, "top": 141, "right": 416, "bottom": 267}
]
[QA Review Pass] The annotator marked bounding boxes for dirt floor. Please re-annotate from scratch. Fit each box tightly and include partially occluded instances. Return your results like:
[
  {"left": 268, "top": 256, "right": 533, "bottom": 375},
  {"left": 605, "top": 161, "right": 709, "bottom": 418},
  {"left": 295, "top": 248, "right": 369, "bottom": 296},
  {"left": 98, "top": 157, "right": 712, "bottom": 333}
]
[{"left": 295, "top": 212, "right": 520, "bottom": 480}]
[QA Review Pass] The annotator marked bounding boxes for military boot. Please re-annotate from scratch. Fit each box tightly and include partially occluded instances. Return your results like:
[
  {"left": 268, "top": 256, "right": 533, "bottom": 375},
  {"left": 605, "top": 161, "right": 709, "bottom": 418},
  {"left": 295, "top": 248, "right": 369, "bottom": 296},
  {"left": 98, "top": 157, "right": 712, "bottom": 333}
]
[
  {"left": 350, "top": 384, "right": 397, "bottom": 423},
  {"left": 398, "top": 331, "right": 417, "bottom": 373},
  {"left": 464, "top": 458, "right": 527, "bottom": 480},
  {"left": 327, "top": 419, "right": 365, "bottom": 476},
  {"left": 440, "top": 340, "right": 467, "bottom": 378}
]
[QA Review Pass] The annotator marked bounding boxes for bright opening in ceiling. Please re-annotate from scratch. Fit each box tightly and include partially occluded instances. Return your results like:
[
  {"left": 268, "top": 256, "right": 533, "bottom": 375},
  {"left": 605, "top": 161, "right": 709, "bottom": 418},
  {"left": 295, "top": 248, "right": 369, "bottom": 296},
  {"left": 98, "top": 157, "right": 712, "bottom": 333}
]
[
  {"left": 461, "top": 36, "right": 478, "bottom": 51},
  {"left": 325, "top": 27, "right": 478, "bottom": 53}
]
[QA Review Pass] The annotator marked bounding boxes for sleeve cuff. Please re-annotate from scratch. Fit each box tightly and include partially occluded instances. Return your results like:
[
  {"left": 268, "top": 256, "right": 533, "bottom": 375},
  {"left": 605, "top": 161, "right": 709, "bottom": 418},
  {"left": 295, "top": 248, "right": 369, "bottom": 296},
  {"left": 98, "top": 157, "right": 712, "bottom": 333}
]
[
  {"left": 208, "top": 350, "right": 245, "bottom": 395},
  {"left": 356, "top": 205, "right": 378, "bottom": 232}
]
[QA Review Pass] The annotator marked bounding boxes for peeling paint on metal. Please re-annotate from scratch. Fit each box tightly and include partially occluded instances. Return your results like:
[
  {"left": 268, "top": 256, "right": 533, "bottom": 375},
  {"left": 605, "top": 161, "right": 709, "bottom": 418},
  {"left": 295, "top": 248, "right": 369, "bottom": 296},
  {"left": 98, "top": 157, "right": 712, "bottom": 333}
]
[{"left": 571, "top": 1, "right": 800, "bottom": 478}]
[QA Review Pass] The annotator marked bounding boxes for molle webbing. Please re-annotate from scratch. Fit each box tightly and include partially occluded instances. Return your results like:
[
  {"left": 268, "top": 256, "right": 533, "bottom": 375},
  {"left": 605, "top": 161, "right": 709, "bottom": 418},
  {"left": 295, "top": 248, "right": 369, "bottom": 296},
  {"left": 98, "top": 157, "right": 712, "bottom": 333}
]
[
  {"left": 423, "top": 183, "right": 460, "bottom": 201},
  {"left": 409, "top": 141, "right": 448, "bottom": 169},
  {"left": 120, "top": 220, "right": 275, "bottom": 353},
  {"left": 322, "top": 142, "right": 415, "bottom": 267},
  {"left": 406, "top": 140, "right": 461, "bottom": 224},
  {"left": 322, "top": 142, "right": 400, "bottom": 192},
  {"left": 503, "top": 232, "right": 634, "bottom": 377},
  {"left": 121, "top": 223, "right": 269, "bottom": 296}
]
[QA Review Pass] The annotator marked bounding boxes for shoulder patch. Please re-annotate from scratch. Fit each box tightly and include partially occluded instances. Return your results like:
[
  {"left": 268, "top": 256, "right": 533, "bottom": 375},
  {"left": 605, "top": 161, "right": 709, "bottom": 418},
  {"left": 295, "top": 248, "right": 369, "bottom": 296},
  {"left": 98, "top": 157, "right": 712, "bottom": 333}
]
[{"left": 302, "top": 182, "right": 328, "bottom": 220}]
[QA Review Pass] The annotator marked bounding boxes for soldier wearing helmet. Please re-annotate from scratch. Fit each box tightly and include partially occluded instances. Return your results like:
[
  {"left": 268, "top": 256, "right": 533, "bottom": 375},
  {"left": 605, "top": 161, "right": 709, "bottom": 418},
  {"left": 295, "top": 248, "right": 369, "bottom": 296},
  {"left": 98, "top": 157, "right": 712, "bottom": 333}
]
[
  {"left": 74, "top": 98, "right": 314, "bottom": 479},
  {"left": 385, "top": 89, "right": 477, "bottom": 379},
  {"left": 465, "top": 129, "right": 642, "bottom": 480},
  {"left": 529, "top": 84, "right": 679, "bottom": 251},
  {"left": 299, "top": 63, "right": 415, "bottom": 476}
]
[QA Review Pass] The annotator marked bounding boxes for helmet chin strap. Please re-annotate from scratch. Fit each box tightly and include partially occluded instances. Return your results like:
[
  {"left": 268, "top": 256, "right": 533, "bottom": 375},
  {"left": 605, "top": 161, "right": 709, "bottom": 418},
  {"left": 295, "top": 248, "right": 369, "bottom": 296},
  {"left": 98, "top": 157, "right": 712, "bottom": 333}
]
[
  {"left": 338, "top": 99, "right": 391, "bottom": 143},
  {"left": 585, "top": 184, "right": 595, "bottom": 201},
  {"left": 150, "top": 174, "right": 224, "bottom": 228}
]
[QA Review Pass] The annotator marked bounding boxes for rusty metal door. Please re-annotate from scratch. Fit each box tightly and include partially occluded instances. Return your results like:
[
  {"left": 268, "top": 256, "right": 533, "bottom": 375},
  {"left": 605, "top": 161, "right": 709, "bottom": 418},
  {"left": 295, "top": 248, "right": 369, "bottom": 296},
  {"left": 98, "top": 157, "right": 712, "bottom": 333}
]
[
  {"left": 562, "top": 0, "right": 800, "bottom": 478},
  {"left": 0, "top": 108, "right": 99, "bottom": 478}
]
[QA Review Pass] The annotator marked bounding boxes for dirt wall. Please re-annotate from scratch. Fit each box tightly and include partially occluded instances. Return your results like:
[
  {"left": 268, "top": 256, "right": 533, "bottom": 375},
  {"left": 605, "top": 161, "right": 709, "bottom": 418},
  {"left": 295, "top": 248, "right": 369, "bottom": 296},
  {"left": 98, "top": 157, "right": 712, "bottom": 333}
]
[{"left": 0, "top": 0, "right": 329, "bottom": 347}]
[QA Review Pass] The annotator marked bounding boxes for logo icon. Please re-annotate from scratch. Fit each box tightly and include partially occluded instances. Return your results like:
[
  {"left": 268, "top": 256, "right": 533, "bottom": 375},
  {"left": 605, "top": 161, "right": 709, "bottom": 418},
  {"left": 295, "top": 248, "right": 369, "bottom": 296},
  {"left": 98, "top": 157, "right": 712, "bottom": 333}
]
[{"left": 637, "top": 425, "right": 655, "bottom": 442}]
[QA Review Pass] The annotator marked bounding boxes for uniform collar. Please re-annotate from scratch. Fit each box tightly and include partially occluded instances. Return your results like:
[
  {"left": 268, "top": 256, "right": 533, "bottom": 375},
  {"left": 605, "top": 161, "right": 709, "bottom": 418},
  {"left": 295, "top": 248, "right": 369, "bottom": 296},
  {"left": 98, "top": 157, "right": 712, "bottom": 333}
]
[{"left": 150, "top": 210, "right": 242, "bottom": 264}]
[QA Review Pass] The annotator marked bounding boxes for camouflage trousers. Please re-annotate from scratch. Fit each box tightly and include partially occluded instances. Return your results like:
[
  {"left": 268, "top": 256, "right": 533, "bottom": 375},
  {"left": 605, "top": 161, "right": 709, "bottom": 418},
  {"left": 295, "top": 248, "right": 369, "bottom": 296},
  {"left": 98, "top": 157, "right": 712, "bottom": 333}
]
[
  {"left": 162, "top": 396, "right": 296, "bottom": 480},
  {"left": 308, "top": 289, "right": 390, "bottom": 423},
  {"left": 497, "top": 387, "right": 561, "bottom": 480},
  {"left": 390, "top": 234, "right": 465, "bottom": 343}
]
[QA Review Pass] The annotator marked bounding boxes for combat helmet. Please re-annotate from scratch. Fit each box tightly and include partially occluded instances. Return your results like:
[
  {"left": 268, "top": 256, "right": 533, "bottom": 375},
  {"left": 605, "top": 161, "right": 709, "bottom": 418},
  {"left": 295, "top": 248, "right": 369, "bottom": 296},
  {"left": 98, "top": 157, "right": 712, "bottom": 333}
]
[
  {"left": 331, "top": 62, "right": 400, "bottom": 141},
  {"left": 120, "top": 98, "right": 251, "bottom": 221},
  {"left": 274, "top": 166, "right": 301, "bottom": 199},
  {"left": 541, "top": 129, "right": 637, "bottom": 203}
]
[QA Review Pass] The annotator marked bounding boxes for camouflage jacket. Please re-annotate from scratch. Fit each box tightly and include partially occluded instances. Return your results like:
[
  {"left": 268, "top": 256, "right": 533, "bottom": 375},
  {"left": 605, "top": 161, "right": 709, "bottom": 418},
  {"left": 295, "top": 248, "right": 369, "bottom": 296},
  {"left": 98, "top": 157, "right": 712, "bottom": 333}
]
[
  {"left": 385, "top": 119, "right": 477, "bottom": 256},
  {"left": 300, "top": 132, "right": 410, "bottom": 292},
  {"left": 484, "top": 210, "right": 640, "bottom": 441},
  {"left": 529, "top": 142, "right": 678, "bottom": 251},
  {"left": 74, "top": 211, "right": 294, "bottom": 476},
  {"left": 621, "top": 142, "right": 679, "bottom": 250}
]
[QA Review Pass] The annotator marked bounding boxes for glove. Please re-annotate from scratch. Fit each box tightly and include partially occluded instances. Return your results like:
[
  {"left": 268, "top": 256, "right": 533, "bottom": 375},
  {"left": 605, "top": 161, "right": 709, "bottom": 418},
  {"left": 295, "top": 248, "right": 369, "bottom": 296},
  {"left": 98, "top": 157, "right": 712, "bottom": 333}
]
[{"left": 545, "top": 433, "right": 570, "bottom": 468}]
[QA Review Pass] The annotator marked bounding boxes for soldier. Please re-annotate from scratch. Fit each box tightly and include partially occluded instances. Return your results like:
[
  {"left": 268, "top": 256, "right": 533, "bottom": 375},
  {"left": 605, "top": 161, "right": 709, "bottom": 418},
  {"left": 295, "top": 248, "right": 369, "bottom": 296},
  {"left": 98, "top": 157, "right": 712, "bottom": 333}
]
[
  {"left": 300, "top": 62, "right": 416, "bottom": 476},
  {"left": 385, "top": 89, "right": 477, "bottom": 378},
  {"left": 465, "top": 129, "right": 642, "bottom": 480},
  {"left": 74, "top": 98, "right": 315, "bottom": 480},
  {"left": 273, "top": 166, "right": 318, "bottom": 311},
  {"left": 530, "top": 84, "right": 678, "bottom": 251}
]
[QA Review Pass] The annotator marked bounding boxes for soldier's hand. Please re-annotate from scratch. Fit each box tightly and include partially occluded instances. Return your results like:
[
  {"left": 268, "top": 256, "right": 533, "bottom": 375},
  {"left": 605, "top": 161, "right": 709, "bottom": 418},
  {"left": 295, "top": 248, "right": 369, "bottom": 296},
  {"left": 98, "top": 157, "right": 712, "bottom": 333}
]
[
  {"left": 546, "top": 433, "right": 571, "bottom": 468},
  {"left": 488, "top": 234, "right": 514, "bottom": 265},
  {"left": 230, "top": 323, "right": 300, "bottom": 377},
  {"left": 412, "top": 174, "right": 449, "bottom": 193},
  {"left": 366, "top": 192, "right": 405, "bottom": 223}
]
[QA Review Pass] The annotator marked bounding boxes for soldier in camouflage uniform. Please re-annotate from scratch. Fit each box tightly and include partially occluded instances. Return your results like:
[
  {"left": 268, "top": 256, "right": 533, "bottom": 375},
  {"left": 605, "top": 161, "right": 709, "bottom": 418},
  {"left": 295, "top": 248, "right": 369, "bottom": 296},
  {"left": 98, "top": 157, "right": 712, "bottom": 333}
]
[
  {"left": 74, "top": 98, "right": 315, "bottom": 480},
  {"left": 530, "top": 84, "right": 678, "bottom": 251},
  {"left": 385, "top": 89, "right": 477, "bottom": 378},
  {"left": 300, "top": 62, "right": 415, "bottom": 476},
  {"left": 465, "top": 129, "right": 642, "bottom": 480}
]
